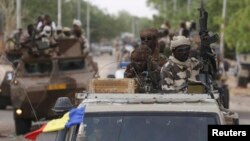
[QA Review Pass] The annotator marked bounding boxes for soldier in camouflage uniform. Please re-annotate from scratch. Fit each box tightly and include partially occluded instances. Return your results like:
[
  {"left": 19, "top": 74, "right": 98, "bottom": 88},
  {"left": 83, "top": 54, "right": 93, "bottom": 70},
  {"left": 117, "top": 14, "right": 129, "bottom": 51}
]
[
  {"left": 124, "top": 45, "right": 161, "bottom": 93},
  {"left": 140, "top": 28, "right": 167, "bottom": 67},
  {"left": 161, "top": 36, "right": 202, "bottom": 93},
  {"left": 72, "top": 19, "right": 98, "bottom": 75}
]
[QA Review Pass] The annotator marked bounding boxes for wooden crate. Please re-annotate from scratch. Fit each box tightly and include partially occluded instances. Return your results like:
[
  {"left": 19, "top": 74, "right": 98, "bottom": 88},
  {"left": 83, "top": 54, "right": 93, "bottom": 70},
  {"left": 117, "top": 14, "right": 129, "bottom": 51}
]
[{"left": 89, "top": 78, "right": 136, "bottom": 93}]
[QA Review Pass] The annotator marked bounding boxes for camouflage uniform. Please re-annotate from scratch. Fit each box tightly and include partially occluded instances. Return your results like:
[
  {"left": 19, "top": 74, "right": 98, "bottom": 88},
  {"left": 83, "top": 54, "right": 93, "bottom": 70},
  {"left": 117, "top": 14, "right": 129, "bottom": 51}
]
[
  {"left": 161, "top": 36, "right": 202, "bottom": 93},
  {"left": 161, "top": 56, "right": 202, "bottom": 93},
  {"left": 71, "top": 20, "right": 98, "bottom": 75},
  {"left": 124, "top": 45, "right": 161, "bottom": 92}
]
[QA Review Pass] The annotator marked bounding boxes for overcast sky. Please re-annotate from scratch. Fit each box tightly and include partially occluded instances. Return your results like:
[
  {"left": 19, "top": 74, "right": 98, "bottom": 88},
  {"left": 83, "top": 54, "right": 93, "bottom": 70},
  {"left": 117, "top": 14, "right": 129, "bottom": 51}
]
[{"left": 89, "top": 0, "right": 158, "bottom": 19}]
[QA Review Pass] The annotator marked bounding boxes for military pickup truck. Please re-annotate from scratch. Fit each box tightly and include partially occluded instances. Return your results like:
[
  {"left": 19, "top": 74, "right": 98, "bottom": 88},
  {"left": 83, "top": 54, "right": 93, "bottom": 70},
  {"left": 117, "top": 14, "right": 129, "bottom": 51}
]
[
  {"left": 35, "top": 79, "right": 238, "bottom": 141},
  {"left": 11, "top": 38, "right": 98, "bottom": 135}
]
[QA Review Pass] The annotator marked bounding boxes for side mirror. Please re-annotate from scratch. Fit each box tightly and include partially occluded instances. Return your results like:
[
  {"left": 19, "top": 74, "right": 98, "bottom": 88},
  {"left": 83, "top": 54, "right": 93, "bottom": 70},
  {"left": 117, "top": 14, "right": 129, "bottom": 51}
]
[{"left": 52, "top": 97, "right": 73, "bottom": 117}]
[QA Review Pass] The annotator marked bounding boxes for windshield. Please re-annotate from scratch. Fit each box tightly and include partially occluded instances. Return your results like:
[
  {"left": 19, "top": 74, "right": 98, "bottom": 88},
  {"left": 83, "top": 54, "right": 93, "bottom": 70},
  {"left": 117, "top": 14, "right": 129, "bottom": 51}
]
[
  {"left": 58, "top": 58, "right": 85, "bottom": 71},
  {"left": 24, "top": 61, "right": 52, "bottom": 74},
  {"left": 81, "top": 112, "right": 218, "bottom": 141}
]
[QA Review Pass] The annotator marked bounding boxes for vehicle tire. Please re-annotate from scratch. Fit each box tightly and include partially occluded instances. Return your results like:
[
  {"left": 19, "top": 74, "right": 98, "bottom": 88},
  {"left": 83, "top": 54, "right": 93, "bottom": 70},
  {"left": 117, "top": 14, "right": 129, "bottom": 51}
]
[
  {"left": 0, "top": 102, "right": 7, "bottom": 109},
  {"left": 0, "top": 96, "right": 10, "bottom": 109},
  {"left": 14, "top": 115, "right": 32, "bottom": 135},
  {"left": 237, "top": 76, "right": 247, "bottom": 88}
]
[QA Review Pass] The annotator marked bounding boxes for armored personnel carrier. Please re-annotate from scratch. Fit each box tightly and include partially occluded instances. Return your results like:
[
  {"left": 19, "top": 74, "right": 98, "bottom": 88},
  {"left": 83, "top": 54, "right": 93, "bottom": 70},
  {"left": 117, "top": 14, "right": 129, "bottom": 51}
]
[
  {"left": 0, "top": 60, "right": 13, "bottom": 109},
  {"left": 10, "top": 38, "right": 98, "bottom": 135}
]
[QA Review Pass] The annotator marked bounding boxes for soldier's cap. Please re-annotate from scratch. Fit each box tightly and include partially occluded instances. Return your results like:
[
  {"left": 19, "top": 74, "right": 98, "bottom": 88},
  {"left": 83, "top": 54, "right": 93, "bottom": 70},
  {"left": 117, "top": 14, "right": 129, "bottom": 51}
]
[
  {"left": 170, "top": 35, "right": 191, "bottom": 50},
  {"left": 131, "top": 44, "right": 152, "bottom": 61},
  {"left": 140, "top": 28, "right": 158, "bottom": 38},
  {"left": 73, "top": 19, "right": 82, "bottom": 27},
  {"left": 63, "top": 27, "right": 71, "bottom": 32},
  {"left": 57, "top": 26, "right": 62, "bottom": 31}
]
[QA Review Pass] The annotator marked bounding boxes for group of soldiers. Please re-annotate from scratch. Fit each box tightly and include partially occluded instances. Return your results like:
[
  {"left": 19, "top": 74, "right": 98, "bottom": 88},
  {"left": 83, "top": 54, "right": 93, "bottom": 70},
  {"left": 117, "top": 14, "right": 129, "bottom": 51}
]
[
  {"left": 7, "top": 14, "right": 89, "bottom": 56},
  {"left": 6, "top": 14, "right": 98, "bottom": 74},
  {"left": 124, "top": 24, "right": 202, "bottom": 93}
]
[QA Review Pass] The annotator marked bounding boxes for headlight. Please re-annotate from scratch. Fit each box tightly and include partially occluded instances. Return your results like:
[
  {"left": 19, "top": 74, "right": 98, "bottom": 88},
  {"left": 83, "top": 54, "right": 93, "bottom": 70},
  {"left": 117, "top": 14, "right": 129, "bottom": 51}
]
[
  {"left": 16, "top": 109, "right": 22, "bottom": 115},
  {"left": 14, "top": 79, "right": 19, "bottom": 85},
  {"left": 6, "top": 72, "right": 14, "bottom": 81}
]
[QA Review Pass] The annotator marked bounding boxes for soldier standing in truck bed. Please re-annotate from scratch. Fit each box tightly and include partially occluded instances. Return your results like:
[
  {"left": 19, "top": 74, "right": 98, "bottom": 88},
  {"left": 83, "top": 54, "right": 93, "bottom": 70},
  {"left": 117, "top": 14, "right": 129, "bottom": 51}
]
[
  {"left": 161, "top": 36, "right": 202, "bottom": 93},
  {"left": 124, "top": 44, "right": 161, "bottom": 92},
  {"left": 140, "top": 28, "right": 167, "bottom": 67}
]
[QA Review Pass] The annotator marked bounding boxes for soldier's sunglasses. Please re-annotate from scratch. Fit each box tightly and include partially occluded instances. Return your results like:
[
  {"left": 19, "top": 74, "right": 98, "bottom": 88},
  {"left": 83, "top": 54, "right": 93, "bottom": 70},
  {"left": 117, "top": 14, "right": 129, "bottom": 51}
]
[
  {"left": 141, "top": 36, "right": 156, "bottom": 42},
  {"left": 174, "top": 46, "right": 191, "bottom": 53}
]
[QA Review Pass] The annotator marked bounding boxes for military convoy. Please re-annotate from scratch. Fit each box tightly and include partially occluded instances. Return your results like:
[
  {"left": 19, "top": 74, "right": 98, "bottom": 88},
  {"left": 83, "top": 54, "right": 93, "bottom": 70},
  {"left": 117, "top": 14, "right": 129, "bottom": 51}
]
[
  {"left": 236, "top": 53, "right": 250, "bottom": 87},
  {"left": 32, "top": 3, "right": 238, "bottom": 140},
  {"left": 9, "top": 38, "right": 98, "bottom": 135}
]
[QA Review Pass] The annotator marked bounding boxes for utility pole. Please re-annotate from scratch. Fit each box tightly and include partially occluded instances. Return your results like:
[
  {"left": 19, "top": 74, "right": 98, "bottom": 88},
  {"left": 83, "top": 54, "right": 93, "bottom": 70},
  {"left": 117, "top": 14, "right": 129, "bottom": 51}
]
[
  {"left": 187, "top": 0, "right": 191, "bottom": 15},
  {"left": 163, "top": 0, "right": 167, "bottom": 21},
  {"left": 77, "top": 0, "right": 81, "bottom": 20},
  {"left": 220, "top": 0, "right": 227, "bottom": 61},
  {"left": 173, "top": 0, "right": 177, "bottom": 14},
  {"left": 132, "top": 17, "right": 135, "bottom": 36},
  {"left": 57, "top": 0, "right": 62, "bottom": 27},
  {"left": 16, "top": 0, "right": 21, "bottom": 29},
  {"left": 86, "top": 0, "right": 90, "bottom": 42}
]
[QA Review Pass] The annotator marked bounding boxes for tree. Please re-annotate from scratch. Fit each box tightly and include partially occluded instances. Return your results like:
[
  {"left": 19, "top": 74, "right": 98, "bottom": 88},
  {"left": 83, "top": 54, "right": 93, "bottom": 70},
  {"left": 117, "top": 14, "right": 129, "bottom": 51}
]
[
  {"left": 147, "top": 0, "right": 250, "bottom": 54},
  {"left": 225, "top": 0, "right": 250, "bottom": 53},
  {"left": 0, "top": 0, "right": 16, "bottom": 38}
]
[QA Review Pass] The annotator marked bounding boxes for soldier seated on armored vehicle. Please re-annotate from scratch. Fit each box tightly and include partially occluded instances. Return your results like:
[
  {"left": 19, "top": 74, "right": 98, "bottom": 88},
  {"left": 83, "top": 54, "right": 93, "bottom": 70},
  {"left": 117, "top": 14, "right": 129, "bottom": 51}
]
[
  {"left": 161, "top": 36, "right": 202, "bottom": 93},
  {"left": 124, "top": 45, "right": 161, "bottom": 93}
]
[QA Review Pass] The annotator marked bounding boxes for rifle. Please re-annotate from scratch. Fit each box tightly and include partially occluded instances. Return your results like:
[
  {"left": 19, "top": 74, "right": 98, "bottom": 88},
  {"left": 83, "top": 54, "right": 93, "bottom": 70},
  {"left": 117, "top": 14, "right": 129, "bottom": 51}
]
[{"left": 199, "top": 0, "right": 219, "bottom": 96}]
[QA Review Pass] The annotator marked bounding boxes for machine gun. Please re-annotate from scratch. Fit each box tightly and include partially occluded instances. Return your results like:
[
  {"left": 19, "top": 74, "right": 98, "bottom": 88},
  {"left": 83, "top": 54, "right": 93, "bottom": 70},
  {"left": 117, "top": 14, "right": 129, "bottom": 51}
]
[
  {"left": 131, "top": 59, "right": 160, "bottom": 93},
  {"left": 198, "top": 0, "right": 219, "bottom": 96}
]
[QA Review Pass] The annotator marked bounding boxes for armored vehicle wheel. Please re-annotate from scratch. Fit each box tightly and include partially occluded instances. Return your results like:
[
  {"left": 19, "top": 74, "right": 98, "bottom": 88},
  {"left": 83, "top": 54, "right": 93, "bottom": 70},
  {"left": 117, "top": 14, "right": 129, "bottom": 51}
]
[
  {"left": 0, "top": 102, "right": 7, "bottom": 109},
  {"left": 237, "top": 76, "right": 247, "bottom": 88},
  {"left": 14, "top": 115, "right": 32, "bottom": 135},
  {"left": 0, "top": 97, "right": 10, "bottom": 109}
]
